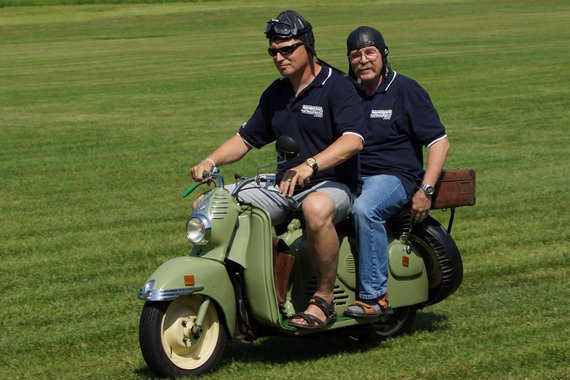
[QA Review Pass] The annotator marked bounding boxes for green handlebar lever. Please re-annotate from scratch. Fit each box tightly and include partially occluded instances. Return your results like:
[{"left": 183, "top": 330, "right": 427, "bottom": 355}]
[{"left": 182, "top": 183, "right": 202, "bottom": 199}]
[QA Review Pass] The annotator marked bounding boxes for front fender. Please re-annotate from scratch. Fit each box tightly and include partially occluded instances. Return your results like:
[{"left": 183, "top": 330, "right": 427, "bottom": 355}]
[{"left": 138, "top": 256, "right": 236, "bottom": 337}]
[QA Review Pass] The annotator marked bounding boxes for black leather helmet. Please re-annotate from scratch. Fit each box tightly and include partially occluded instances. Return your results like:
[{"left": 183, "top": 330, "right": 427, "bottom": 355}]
[
  {"left": 346, "top": 26, "right": 389, "bottom": 80},
  {"left": 265, "top": 10, "right": 316, "bottom": 56}
]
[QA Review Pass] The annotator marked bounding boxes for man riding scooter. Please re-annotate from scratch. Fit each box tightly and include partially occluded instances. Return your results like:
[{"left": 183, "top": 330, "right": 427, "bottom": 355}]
[
  {"left": 189, "top": 10, "right": 366, "bottom": 329},
  {"left": 344, "top": 25, "right": 451, "bottom": 318}
]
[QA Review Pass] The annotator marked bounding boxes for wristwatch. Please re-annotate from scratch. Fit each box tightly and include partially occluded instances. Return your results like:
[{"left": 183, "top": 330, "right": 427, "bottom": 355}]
[
  {"left": 421, "top": 183, "right": 435, "bottom": 197},
  {"left": 304, "top": 157, "right": 318, "bottom": 174}
]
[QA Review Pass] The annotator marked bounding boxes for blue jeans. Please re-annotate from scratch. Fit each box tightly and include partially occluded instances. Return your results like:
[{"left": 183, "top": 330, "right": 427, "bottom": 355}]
[{"left": 352, "top": 174, "right": 409, "bottom": 300}]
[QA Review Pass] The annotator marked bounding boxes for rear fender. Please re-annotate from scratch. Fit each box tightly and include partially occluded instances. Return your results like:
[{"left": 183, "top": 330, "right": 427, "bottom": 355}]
[{"left": 138, "top": 256, "right": 236, "bottom": 337}]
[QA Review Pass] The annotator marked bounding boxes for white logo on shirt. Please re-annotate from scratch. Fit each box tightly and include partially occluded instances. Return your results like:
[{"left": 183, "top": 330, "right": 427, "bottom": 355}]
[
  {"left": 370, "top": 109, "right": 392, "bottom": 120},
  {"left": 301, "top": 105, "right": 324, "bottom": 118}
]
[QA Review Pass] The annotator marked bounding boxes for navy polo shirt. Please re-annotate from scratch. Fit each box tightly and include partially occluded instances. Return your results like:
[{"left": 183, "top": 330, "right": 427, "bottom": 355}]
[
  {"left": 357, "top": 70, "right": 447, "bottom": 197},
  {"left": 238, "top": 64, "right": 366, "bottom": 194}
]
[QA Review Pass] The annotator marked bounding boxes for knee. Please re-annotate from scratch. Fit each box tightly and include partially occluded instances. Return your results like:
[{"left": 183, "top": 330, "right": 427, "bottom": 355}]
[
  {"left": 352, "top": 198, "right": 391, "bottom": 223},
  {"left": 302, "top": 193, "right": 335, "bottom": 230},
  {"left": 352, "top": 198, "right": 367, "bottom": 218}
]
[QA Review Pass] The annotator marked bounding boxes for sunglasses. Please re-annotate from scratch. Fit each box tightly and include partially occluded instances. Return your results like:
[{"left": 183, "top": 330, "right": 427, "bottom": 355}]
[{"left": 268, "top": 42, "right": 304, "bottom": 57}]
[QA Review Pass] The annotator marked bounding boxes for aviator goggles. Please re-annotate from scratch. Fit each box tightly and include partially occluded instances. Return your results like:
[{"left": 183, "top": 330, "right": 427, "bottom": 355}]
[
  {"left": 268, "top": 42, "right": 304, "bottom": 57},
  {"left": 265, "top": 19, "right": 297, "bottom": 39}
]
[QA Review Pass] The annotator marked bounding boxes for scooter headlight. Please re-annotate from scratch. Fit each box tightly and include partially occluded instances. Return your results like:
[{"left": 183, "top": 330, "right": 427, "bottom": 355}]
[{"left": 186, "top": 214, "right": 211, "bottom": 245}]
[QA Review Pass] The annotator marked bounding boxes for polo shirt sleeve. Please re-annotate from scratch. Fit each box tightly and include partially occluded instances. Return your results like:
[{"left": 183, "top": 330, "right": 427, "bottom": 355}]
[
  {"left": 404, "top": 79, "right": 446, "bottom": 147},
  {"left": 328, "top": 76, "right": 366, "bottom": 140},
  {"left": 237, "top": 87, "right": 277, "bottom": 149}
]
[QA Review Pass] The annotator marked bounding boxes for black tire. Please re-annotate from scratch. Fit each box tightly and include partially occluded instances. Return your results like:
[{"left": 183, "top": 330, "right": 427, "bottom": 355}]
[
  {"left": 371, "top": 306, "right": 417, "bottom": 338},
  {"left": 139, "top": 295, "right": 227, "bottom": 378},
  {"left": 409, "top": 216, "right": 463, "bottom": 306}
]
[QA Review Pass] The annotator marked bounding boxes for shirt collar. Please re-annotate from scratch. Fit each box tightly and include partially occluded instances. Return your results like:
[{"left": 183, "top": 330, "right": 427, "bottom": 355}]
[
  {"left": 376, "top": 70, "right": 397, "bottom": 93},
  {"left": 310, "top": 63, "right": 333, "bottom": 88},
  {"left": 355, "top": 70, "right": 397, "bottom": 98}
]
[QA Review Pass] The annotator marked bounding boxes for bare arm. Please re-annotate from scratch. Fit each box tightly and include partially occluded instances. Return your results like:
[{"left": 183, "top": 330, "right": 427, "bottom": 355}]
[
  {"left": 411, "top": 137, "right": 450, "bottom": 221},
  {"left": 189, "top": 134, "right": 251, "bottom": 181},
  {"left": 279, "top": 133, "right": 364, "bottom": 197}
]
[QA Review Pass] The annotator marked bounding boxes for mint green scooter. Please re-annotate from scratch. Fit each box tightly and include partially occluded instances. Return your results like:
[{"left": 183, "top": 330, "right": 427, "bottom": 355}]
[{"left": 138, "top": 137, "right": 466, "bottom": 377}]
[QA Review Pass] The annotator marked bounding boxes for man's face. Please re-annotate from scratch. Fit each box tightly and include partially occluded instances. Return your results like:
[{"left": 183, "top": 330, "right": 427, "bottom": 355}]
[
  {"left": 268, "top": 38, "right": 308, "bottom": 76},
  {"left": 349, "top": 46, "right": 383, "bottom": 82}
]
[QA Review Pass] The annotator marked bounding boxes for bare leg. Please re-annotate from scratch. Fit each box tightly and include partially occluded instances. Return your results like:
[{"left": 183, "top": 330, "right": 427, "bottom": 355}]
[{"left": 290, "top": 192, "right": 339, "bottom": 326}]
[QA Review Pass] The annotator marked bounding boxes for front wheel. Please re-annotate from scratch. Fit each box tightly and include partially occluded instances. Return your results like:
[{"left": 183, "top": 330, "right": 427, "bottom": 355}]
[{"left": 139, "top": 295, "right": 227, "bottom": 377}]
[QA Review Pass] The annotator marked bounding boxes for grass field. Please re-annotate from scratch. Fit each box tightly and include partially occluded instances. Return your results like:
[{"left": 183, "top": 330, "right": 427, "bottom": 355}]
[{"left": 1, "top": 0, "right": 569, "bottom": 379}]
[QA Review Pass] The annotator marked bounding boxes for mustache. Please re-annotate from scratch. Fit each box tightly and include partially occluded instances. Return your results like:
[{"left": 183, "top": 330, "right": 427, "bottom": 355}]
[{"left": 356, "top": 64, "right": 374, "bottom": 71}]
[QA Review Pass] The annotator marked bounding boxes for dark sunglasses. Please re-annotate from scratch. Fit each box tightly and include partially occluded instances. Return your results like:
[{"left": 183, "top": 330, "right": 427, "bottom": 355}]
[
  {"left": 268, "top": 42, "right": 304, "bottom": 57},
  {"left": 265, "top": 19, "right": 295, "bottom": 39}
]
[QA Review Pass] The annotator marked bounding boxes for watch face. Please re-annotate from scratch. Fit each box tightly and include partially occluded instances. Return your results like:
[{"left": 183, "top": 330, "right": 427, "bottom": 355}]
[
  {"left": 422, "top": 184, "right": 435, "bottom": 195},
  {"left": 305, "top": 157, "right": 318, "bottom": 173}
]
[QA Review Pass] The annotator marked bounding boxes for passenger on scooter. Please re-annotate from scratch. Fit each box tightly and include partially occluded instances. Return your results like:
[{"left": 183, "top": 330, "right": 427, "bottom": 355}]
[
  {"left": 189, "top": 10, "right": 367, "bottom": 329},
  {"left": 344, "top": 26, "right": 451, "bottom": 318}
]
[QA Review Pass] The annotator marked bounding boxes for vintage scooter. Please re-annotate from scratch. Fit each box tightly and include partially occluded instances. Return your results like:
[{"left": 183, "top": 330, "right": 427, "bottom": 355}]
[{"left": 138, "top": 137, "right": 471, "bottom": 378}]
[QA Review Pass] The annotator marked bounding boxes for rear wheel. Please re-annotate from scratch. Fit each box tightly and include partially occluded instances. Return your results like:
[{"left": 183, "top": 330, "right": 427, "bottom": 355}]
[
  {"left": 371, "top": 306, "right": 417, "bottom": 338},
  {"left": 139, "top": 295, "right": 227, "bottom": 377},
  {"left": 410, "top": 216, "right": 463, "bottom": 306}
]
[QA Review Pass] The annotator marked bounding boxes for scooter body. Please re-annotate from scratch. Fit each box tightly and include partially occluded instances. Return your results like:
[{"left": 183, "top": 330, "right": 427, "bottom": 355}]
[{"left": 138, "top": 140, "right": 464, "bottom": 377}]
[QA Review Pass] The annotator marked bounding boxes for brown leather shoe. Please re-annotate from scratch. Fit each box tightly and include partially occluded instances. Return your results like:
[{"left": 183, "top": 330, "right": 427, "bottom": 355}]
[{"left": 344, "top": 293, "right": 394, "bottom": 319}]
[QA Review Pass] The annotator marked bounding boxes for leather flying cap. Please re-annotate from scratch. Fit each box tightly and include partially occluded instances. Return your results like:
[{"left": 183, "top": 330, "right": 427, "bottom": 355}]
[
  {"left": 346, "top": 26, "right": 389, "bottom": 80},
  {"left": 265, "top": 10, "right": 316, "bottom": 56},
  {"left": 346, "top": 26, "right": 388, "bottom": 57}
]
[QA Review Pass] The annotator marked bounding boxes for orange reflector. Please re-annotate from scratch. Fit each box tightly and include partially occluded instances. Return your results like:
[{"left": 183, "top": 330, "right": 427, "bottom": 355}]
[
  {"left": 184, "top": 275, "right": 195, "bottom": 286},
  {"left": 402, "top": 256, "right": 409, "bottom": 267}
]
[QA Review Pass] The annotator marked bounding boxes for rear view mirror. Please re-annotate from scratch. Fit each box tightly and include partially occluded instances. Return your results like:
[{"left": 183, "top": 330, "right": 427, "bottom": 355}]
[{"left": 275, "top": 136, "right": 299, "bottom": 161}]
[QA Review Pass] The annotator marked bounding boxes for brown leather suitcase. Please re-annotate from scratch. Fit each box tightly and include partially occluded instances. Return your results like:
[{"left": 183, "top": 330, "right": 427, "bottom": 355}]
[
  {"left": 431, "top": 169, "right": 476, "bottom": 209},
  {"left": 272, "top": 237, "right": 295, "bottom": 308}
]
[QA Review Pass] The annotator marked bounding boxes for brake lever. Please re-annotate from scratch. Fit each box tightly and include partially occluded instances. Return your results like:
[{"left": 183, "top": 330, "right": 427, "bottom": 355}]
[{"left": 182, "top": 169, "right": 219, "bottom": 199}]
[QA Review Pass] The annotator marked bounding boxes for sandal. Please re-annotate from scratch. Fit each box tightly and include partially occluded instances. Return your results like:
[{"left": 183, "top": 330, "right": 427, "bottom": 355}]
[
  {"left": 344, "top": 294, "right": 394, "bottom": 319},
  {"left": 288, "top": 296, "right": 337, "bottom": 330}
]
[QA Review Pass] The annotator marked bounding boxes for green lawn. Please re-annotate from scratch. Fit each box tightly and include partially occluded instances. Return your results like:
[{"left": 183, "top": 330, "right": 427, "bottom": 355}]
[{"left": 1, "top": 1, "right": 569, "bottom": 379}]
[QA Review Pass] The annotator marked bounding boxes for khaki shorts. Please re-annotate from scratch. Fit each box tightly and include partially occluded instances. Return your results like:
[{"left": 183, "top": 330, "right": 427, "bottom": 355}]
[{"left": 226, "top": 180, "right": 354, "bottom": 226}]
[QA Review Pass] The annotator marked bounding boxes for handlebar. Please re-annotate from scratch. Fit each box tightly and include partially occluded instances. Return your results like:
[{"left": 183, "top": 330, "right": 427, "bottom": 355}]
[
  {"left": 182, "top": 169, "right": 299, "bottom": 211},
  {"left": 182, "top": 168, "right": 223, "bottom": 199},
  {"left": 230, "top": 174, "right": 271, "bottom": 197}
]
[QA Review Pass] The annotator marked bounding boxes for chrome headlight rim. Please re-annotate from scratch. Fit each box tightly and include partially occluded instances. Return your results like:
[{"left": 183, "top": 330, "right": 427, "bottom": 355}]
[{"left": 186, "top": 213, "right": 211, "bottom": 245}]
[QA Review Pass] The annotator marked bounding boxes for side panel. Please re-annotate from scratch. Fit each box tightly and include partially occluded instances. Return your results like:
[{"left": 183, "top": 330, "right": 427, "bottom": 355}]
[
  {"left": 280, "top": 228, "right": 358, "bottom": 316},
  {"left": 241, "top": 207, "right": 281, "bottom": 326},
  {"left": 140, "top": 256, "right": 237, "bottom": 337},
  {"left": 388, "top": 240, "right": 428, "bottom": 308},
  {"left": 336, "top": 235, "right": 358, "bottom": 291},
  {"left": 283, "top": 229, "right": 428, "bottom": 311}
]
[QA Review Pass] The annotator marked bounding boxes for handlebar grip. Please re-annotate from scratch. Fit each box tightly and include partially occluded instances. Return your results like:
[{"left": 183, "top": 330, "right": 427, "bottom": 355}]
[
  {"left": 183, "top": 168, "right": 221, "bottom": 198},
  {"left": 182, "top": 183, "right": 202, "bottom": 199}
]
